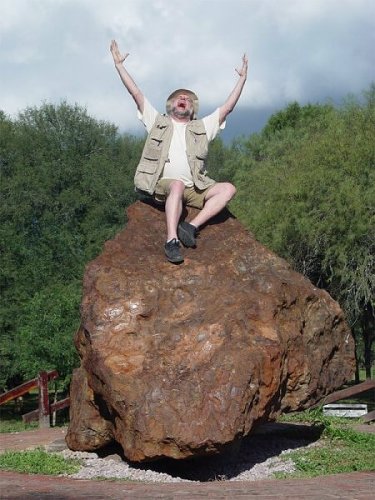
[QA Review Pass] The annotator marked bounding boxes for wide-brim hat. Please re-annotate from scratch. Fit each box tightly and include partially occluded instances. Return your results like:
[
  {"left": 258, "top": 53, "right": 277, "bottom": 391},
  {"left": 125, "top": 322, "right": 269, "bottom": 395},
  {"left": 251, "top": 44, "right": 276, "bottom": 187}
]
[{"left": 166, "top": 88, "right": 199, "bottom": 119}]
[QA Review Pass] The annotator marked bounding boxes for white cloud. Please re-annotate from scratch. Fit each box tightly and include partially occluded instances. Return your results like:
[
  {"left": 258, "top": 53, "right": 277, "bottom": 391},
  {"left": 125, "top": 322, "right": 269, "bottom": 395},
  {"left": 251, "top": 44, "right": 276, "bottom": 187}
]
[{"left": 0, "top": 0, "right": 374, "bottom": 138}]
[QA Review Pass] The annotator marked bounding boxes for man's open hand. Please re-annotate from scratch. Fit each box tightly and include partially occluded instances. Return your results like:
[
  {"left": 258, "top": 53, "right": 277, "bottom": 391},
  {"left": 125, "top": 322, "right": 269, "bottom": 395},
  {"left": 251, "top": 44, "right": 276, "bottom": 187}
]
[
  {"left": 235, "top": 54, "right": 248, "bottom": 78},
  {"left": 110, "top": 40, "right": 129, "bottom": 65}
]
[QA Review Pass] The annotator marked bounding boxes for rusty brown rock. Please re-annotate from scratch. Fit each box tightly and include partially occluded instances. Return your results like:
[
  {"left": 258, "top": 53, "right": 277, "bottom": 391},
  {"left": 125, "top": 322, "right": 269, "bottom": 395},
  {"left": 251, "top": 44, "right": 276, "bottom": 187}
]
[
  {"left": 65, "top": 365, "right": 114, "bottom": 451},
  {"left": 66, "top": 200, "right": 355, "bottom": 461}
]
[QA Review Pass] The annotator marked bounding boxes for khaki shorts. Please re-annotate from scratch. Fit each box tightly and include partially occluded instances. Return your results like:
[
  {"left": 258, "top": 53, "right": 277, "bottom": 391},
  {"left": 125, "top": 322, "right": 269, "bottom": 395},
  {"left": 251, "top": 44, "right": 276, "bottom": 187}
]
[{"left": 154, "top": 178, "right": 215, "bottom": 209}]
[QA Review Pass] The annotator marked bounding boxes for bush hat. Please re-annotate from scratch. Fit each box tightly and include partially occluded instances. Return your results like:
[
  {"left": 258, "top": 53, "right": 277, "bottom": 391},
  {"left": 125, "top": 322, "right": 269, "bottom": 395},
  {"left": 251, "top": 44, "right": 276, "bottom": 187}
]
[{"left": 166, "top": 88, "right": 199, "bottom": 119}]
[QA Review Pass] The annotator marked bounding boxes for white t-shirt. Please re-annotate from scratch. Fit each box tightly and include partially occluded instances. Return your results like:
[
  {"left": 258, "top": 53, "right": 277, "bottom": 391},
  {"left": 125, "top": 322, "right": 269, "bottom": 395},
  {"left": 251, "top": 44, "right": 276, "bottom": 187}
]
[{"left": 138, "top": 98, "right": 225, "bottom": 187}]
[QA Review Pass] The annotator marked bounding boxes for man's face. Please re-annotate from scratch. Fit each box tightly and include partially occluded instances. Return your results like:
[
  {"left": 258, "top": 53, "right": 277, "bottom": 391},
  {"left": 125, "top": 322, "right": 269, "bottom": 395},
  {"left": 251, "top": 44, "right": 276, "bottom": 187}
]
[{"left": 171, "top": 94, "right": 194, "bottom": 118}]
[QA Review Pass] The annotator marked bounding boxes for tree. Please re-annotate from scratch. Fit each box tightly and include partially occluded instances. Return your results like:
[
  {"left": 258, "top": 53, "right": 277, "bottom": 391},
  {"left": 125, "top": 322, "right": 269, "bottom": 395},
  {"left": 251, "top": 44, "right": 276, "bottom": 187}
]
[
  {"left": 231, "top": 90, "right": 375, "bottom": 378},
  {"left": 12, "top": 283, "right": 81, "bottom": 388},
  {"left": 0, "top": 102, "right": 143, "bottom": 388}
]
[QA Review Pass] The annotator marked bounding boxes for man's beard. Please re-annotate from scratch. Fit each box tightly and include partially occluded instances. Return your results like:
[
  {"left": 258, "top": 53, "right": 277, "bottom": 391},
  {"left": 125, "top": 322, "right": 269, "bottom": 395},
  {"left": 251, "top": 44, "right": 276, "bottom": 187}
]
[{"left": 171, "top": 106, "right": 191, "bottom": 118}]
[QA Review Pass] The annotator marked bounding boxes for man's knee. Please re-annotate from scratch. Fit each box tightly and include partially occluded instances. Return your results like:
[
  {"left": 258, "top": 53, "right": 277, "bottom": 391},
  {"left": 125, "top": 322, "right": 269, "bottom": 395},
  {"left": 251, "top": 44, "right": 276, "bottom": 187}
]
[
  {"left": 226, "top": 182, "right": 237, "bottom": 200},
  {"left": 218, "top": 182, "right": 236, "bottom": 202},
  {"left": 168, "top": 180, "right": 185, "bottom": 195}
]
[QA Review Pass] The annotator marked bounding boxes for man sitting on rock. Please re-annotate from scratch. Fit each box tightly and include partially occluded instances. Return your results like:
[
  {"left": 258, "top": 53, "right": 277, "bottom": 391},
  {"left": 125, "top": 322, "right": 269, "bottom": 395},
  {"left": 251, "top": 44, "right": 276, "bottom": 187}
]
[{"left": 110, "top": 40, "right": 248, "bottom": 264}]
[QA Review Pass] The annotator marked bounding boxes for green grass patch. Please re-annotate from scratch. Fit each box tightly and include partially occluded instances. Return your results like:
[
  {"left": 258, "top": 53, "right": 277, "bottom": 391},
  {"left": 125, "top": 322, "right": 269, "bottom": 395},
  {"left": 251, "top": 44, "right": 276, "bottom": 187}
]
[
  {"left": 287, "top": 439, "right": 375, "bottom": 477},
  {"left": 0, "top": 418, "right": 39, "bottom": 433},
  {"left": 0, "top": 448, "right": 81, "bottom": 475},
  {"left": 357, "top": 369, "right": 374, "bottom": 381},
  {"left": 278, "top": 406, "right": 328, "bottom": 424},
  {"left": 276, "top": 407, "right": 375, "bottom": 478},
  {"left": 0, "top": 416, "right": 68, "bottom": 434}
]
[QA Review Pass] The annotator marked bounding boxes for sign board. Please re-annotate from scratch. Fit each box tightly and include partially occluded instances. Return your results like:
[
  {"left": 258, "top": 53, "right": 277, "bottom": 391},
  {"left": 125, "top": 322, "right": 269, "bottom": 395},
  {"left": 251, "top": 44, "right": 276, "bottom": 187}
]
[{"left": 323, "top": 403, "right": 368, "bottom": 418}]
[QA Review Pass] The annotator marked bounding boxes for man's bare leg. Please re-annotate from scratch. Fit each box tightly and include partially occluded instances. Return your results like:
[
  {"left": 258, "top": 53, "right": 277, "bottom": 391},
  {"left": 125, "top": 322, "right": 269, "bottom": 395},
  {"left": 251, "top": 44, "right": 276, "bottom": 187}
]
[
  {"left": 189, "top": 182, "right": 236, "bottom": 228},
  {"left": 165, "top": 180, "right": 185, "bottom": 241}
]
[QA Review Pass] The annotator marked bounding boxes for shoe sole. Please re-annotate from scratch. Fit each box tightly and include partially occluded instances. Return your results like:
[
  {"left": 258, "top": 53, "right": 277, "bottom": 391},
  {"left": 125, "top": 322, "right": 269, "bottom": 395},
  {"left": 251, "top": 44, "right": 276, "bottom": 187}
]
[
  {"left": 178, "top": 223, "right": 196, "bottom": 248},
  {"left": 165, "top": 255, "right": 184, "bottom": 264},
  {"left": 164, "top": 248, "right": 184, "bottom": 264}
]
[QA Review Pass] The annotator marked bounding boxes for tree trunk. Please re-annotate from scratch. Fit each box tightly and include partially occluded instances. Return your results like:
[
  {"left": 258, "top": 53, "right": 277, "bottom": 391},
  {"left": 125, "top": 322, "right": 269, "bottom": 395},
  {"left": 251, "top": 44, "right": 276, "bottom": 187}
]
[
  {"left": 354, "top": 348, "right": 360, "bottom": 383},
  {"left": 362, "top": 304, "right": 374, "bottom": 380}
]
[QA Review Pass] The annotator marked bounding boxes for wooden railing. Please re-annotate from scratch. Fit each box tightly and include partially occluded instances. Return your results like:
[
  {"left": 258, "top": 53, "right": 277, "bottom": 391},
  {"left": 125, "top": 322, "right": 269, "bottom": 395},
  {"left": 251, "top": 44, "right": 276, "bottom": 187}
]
[
  {"left": 0, "top": 370, "right": 70, "bottom": 428},
  {"left": 323, "top": 379, "right": 375, "bottom": 423}
]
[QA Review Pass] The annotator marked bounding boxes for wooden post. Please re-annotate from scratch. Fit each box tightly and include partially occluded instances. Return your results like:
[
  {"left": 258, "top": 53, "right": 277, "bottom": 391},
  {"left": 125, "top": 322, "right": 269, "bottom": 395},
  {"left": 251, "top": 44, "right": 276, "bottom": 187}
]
[
  {"left": 323, "top": 380, "right": 375, "bottom": 405},
  {"left": 38, "top": 371, "right": 50, "bottom": 428},
  {"left": 52, "top": 381, "right": 57, "bottom": 427}
]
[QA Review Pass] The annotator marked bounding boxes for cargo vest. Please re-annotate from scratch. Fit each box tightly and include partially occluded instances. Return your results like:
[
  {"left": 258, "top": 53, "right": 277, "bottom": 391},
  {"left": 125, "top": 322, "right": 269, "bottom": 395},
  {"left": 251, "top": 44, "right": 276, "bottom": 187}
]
[{"left": 134, "top": 114, "right": 215, "bottom": 195}]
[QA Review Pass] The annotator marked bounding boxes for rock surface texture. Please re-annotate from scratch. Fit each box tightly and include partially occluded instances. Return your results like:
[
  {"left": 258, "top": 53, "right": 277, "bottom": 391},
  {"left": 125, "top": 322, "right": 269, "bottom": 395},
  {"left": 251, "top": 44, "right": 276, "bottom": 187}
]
[{"left": 66, "top": 200, "right": 355, "bottom": 462}]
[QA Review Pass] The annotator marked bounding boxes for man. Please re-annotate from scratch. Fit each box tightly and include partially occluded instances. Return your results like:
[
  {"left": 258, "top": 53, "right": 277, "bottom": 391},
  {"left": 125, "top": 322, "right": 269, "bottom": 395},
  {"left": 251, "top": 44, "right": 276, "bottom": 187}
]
[{"left": 110, "top": 40, "right": 248, "bottom": 263}]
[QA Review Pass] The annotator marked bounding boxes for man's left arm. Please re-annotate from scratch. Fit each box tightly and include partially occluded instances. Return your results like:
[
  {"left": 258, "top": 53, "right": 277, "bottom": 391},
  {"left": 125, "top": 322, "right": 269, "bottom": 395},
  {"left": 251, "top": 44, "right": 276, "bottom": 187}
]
[{"left": 219, "top": 54, "right": 248, "bottom": 126}]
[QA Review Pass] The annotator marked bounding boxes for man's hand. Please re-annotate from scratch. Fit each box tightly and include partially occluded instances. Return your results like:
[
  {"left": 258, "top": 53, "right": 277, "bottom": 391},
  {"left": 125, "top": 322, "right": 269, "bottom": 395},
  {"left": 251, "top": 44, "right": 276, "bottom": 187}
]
[
  {"left": 219, "top": 53, "right": 248, "bottom": 125},
  {"left": 110, "top": 40, "right": 129, "bottom": 66},
  {"left": 235, "top": 53, "right": 248, "bottom": 79}
]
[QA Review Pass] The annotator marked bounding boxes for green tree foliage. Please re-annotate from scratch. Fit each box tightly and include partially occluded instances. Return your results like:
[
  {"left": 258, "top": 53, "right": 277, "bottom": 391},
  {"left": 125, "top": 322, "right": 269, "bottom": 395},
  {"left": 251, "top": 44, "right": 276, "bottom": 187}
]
[
  {"left": 231, "top": 89, "right": 375, "bottom": 378},
  {"left": 0, "top": 102, "right": 143, "bottom": 389},
  {"left": 13, "top": 283, "right": 81, "bottom": 386},
  {"left": 262, "top": 100, "right": 334, "bottom": 138},
  {"left": 205, "top": 136, "right": 237, "bottom": 183}
]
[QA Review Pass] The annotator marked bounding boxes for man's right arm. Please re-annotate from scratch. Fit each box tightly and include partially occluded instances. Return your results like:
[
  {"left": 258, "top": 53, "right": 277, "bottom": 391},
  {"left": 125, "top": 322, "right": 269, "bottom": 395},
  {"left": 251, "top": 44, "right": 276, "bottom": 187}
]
[{"left": 110, "top": 40, "right": 144, "bottom": 114}]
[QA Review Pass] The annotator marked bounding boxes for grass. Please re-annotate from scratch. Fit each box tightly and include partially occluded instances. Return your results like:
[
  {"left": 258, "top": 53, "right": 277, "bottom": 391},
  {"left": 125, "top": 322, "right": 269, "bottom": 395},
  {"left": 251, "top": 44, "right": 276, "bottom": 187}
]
[
  {"left": 358, "top": 368, "right": 374, "bottom": 381},
  {"left": 0, "top": 411, "right": 68, "bottom": 433},
  {"left": 0, "top": 448, "right": 81, "bottom": 475},
  {"left": 288, "top": 439, "right": 375, "bottom": 477},
  {"left": 0, "top": 418, "right": 39, "bottom": 433},
  {"left": 276, "top": 407, "right": 375, "bottom": 478}
]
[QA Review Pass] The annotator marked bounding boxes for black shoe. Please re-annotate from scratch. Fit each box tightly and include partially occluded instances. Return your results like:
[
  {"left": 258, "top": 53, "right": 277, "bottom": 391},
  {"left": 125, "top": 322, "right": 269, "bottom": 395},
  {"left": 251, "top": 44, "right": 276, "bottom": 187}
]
[
  {"left": 178, "top": 221, "right": 198, "bottom": 248},
  {"left": 164, "top": 238, "right": 184, "bottom": 263}
]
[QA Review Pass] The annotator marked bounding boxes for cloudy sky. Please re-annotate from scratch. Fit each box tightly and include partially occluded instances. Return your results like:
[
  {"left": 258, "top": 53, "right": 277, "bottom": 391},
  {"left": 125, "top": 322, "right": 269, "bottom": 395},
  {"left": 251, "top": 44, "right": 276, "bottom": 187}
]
[{"left": 1, "top": 0, "right": 374, "bottom": 141}]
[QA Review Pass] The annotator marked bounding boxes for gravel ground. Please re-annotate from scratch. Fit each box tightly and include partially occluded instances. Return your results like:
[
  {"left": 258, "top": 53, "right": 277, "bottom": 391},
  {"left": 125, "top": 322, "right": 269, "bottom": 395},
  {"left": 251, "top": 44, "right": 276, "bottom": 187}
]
[{"left": 60, "top": 432, "right": 320, "bottom": 483}]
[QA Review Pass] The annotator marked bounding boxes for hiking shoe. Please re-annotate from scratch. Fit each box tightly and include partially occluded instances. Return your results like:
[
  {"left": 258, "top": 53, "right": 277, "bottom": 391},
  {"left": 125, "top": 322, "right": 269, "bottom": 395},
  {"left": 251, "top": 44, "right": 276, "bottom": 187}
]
[
  {"left": 178, "top": 221, "right": 198, "bottom": 247},
  {"left": 164, "top": 238, "right": 184, "bottom": 264}
]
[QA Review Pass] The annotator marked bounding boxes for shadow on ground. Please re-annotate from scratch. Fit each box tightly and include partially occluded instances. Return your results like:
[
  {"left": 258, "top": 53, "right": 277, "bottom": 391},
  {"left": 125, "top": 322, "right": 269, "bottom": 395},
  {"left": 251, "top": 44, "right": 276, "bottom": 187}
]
[{"left": 96, "top": 423, "right": 324, "bottom": 482}]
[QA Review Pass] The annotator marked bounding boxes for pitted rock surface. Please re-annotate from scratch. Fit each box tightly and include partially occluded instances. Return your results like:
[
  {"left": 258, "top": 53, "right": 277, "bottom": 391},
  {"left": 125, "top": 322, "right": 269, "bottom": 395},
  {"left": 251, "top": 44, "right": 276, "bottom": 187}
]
[{"left": 66, "top": 200, "right": 355, "bottom": 461}]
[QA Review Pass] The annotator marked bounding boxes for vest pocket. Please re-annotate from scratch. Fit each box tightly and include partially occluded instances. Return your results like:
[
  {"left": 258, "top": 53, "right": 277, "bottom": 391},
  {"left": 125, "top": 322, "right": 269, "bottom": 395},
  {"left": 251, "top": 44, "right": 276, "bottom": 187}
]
[
  {"left": 143, "top": 145, "right": 161, "bottom": 161},
  {"left": 134, "top": 159, "right": 159, "bottom": 193},
  {"left": 136, "top": 161, "right": 158, "bottom": 173},
  {"left": 189, "top": 130, "right": 208, "bottom": 159},
  {"left": 143, "top": 138, "right": 163, "bottom": 160}
]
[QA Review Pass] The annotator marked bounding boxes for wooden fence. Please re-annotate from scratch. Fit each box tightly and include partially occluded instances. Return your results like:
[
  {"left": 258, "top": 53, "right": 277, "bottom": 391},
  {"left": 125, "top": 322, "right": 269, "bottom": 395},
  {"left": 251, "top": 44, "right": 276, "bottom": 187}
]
[
  {"left": 0, "top": 370, "right": 70, "bottom": 428},
  {"left": 323, "top": 379, "right": 375, "bottom": 423}
]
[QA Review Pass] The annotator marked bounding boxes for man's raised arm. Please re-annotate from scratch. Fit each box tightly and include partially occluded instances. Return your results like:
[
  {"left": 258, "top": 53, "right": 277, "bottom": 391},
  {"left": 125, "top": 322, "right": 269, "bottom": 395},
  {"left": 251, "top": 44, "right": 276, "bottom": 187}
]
[
  {"left": 219, "top": 54, "right": 248, "bottom": 125},
  {"left": 110, "top": 40, "right": 144, "bottom": 114}
]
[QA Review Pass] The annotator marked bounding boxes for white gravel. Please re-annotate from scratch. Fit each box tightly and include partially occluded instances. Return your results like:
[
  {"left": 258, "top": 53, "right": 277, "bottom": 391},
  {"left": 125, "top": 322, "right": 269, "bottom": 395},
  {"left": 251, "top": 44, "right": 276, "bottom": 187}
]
[{"left": 60, "top": 433, "right": 319, "bottom": 483}]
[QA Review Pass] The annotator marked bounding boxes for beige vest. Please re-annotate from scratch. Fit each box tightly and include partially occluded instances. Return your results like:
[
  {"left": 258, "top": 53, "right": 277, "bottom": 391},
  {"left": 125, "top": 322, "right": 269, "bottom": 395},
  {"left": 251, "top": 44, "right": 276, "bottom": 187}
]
[{"left": 134, "top": 114, "right": 215, "bottom": 195}]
